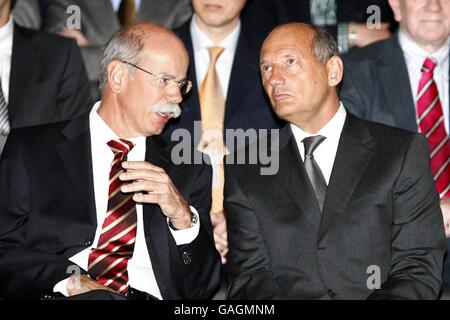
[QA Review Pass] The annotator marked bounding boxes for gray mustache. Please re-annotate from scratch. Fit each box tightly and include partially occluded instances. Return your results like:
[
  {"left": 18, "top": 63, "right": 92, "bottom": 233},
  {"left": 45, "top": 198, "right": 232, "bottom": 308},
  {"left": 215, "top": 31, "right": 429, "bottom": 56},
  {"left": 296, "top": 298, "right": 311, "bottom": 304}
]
[{"left": 150, "top": 102, "right": 182, "bottom": 119}]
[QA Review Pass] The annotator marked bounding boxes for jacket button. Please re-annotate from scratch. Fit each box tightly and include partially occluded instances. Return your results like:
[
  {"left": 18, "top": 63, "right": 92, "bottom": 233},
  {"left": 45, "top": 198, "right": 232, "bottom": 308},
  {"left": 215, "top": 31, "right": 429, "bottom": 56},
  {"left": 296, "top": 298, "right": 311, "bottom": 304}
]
[
  {"left": 84, "top": 240, "right": 92, "bottom": 247},
  {"left": 182, "top": 251, "right": 192, "bottom": 265}
]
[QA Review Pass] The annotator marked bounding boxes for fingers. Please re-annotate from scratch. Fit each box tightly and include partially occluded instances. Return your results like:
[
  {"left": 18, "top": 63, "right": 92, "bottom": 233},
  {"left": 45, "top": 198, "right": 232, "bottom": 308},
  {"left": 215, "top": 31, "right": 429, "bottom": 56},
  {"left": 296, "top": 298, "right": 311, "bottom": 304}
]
[
  {"left": 121, "top": 179, "right": 168, "bottom": 194},
  {"left": 122, "top": 161, "right": 165, "bottom": 172}
]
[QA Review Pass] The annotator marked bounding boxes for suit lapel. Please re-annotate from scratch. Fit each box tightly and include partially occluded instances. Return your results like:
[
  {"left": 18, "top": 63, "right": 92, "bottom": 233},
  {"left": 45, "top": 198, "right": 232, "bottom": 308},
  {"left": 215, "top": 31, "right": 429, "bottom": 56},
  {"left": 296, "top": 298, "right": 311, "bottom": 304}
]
[
  {"left": 320, "top": 113, "right": 376, "bottom": 238},
  {"left": 274, "top": 125, "right": 322, "bottom": 230},
  {"left": 178, "top": 22, "right": 201, "bottom": 122},
  {"left": 57, "top": 114, "right": 97, "bottom": 226},
  {"left": 224, "top": 28, "right": 258, "bottom": 125},
  {"left": 378, "top": 34, "right": 417, "bottom": 132},
  {"left": 142, "top": 136, "right": 178, "bottom": 299},
  {"left": 9, "top": 24, "right": 38, "bottom": 126}
]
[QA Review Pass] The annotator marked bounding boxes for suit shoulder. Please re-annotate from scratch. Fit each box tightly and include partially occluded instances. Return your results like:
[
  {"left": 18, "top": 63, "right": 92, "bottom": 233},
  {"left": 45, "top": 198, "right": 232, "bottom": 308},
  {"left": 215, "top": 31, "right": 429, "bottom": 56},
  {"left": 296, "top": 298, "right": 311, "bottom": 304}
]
[
  {"left": 362, "top": 116, "right": 420, "bottom": 142},
  {"left": 343, "top": 37, "right": 393, "bottom": 64},
  {"left": 17, "top": 25, "right": 76, "bottom": 52},
  {"left": 8, "top": 121, "right": 69, "bottom": 145}
]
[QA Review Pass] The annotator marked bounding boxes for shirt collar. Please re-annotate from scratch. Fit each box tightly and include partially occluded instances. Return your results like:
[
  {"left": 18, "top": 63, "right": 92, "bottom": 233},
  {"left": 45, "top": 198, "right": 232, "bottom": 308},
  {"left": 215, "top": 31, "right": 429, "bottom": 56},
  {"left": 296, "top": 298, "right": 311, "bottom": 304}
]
[
  {"left": 0, "top": 15, "right": 13, "bottom": 43},
  {"left": 190, "top": 13, "right": 241, "bottom": 54},
  {"left": 399, "top": 30, "right": 450, "bottom": 67},
  {"left": 290, "top": 102, "right": 347, "bottom": 143},
  {"left": 89, "top": 101, "right": 146, "bottom": 149}
]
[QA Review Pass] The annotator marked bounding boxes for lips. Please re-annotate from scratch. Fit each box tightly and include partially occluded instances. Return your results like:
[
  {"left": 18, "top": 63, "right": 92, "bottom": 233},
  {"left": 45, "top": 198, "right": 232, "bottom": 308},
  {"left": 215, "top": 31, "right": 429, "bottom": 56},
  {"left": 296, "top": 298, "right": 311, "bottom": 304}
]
[
  {"left": 273, "top": 91, "right": 293, "bottom": 101},
  {"left": 156, "top": 112, "right": 172, "bottom": 122},
  {"left": 204, "top": 3, "right": 223, "bottom": 11}
]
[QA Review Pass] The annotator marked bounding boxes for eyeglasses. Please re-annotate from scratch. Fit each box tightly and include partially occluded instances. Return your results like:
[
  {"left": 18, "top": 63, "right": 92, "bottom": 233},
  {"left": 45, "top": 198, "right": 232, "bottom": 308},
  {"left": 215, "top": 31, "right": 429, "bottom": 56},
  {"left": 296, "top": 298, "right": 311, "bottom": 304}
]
[{"left": 123, "top": 61, "right": 192, "bottom": 95}]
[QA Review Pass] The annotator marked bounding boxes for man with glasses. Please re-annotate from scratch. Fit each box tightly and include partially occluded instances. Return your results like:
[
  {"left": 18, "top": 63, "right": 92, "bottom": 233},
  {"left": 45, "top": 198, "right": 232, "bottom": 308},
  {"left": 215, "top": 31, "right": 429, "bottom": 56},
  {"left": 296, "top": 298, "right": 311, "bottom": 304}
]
[{"left": 0, "top": 23, "right": 221, "bottom": 300}]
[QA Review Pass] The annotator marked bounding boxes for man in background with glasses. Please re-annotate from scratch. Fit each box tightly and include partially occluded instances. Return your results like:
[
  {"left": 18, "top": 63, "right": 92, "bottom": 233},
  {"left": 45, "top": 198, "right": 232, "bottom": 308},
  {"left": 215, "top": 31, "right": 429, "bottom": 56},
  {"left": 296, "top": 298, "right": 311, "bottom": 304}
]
[{"left": 0, "top": 22, "right": 220, "bottom": 300}]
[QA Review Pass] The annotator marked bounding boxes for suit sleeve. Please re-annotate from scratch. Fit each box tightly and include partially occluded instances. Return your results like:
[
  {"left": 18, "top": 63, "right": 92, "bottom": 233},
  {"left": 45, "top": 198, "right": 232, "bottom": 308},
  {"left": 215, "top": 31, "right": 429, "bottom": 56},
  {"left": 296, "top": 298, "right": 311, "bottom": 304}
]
[
  {"left": 368, "top": 134, "right": 447, "bottom": 300},
  {"left": 169, "top": 162, "right": 221, "bottom": 300},
  {"left": 224, "top": 162, "right": 284, "bottom": 299},
  {"left": 0, "top": 131, "right": 86, "bottom": 299},
  {"left": 56, "top": 39, "right": 91, "bottom": 120}
]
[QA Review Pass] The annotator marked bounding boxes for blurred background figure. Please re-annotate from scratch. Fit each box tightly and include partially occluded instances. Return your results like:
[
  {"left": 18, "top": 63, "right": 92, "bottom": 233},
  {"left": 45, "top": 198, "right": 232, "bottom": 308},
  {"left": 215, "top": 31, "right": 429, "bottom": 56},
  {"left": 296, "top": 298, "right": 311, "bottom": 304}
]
[
  {"left": 241, "top": 0, "right": 395, "bottom": 53},
  {"left": 12, "top": 0, "right": 42, "bottom": 29},
  {"left": 0, "top": 0, "right": 90, "bottom": 155},
  {"left": 45, "top": 0, "right": 193, "bottom": 101}
]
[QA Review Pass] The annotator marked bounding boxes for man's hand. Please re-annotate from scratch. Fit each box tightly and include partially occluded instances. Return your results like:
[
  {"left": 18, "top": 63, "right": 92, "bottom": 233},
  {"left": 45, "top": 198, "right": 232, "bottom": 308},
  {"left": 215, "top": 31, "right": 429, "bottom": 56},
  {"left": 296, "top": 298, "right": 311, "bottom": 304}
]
[
  {"left": 349, "top": 22, "right": 390, "bottom": 48},
  {"left": 441, "top": 197, "right": 450, "bottom": 238},
  {"left": 67, "top": 275, "right": 116, "bottom": 296},
  {"left": 120, "top": 161, "right": 192, "bottom": 230},
  {"left": 58, "top": 28, "right": 89, "bottom": 47},
  {"left": 211, "top": 211, "right": 228, "bottom": 264}
]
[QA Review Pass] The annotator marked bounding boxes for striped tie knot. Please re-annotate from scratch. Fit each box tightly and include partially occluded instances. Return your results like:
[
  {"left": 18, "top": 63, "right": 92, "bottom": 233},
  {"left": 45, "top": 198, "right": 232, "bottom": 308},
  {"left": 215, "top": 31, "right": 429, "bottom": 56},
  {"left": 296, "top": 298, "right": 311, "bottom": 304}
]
[
  {"left": 422, "top": 58, "right": 437, "bottom": 74},
  {"left": 107, "top": 139, "right": 134, "bottom": 156}
]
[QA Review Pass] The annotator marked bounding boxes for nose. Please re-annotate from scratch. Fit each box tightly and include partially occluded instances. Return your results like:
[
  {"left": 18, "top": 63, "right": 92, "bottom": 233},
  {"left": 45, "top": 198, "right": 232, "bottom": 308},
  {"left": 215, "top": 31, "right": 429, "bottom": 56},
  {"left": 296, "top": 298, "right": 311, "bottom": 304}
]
[
  {"left": 167, "top": 85, "right": 183, "bottom": 104},
  {"left": 268, "top": 65, "right": 285, "bottom": 88},
  {"left": 426, "top": 0, "right": 442, "bottom": 11}
]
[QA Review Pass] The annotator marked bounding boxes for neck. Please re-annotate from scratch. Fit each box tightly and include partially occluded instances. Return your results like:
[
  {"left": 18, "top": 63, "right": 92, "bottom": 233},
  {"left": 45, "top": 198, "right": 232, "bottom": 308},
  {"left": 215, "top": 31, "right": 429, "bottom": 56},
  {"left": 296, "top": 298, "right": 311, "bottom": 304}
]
[
  {"left": 195, "top": 15, "right": 239, "bottom": 44},
  {"left": 291, "top": 98, "right": 340, "bottom": 134},
  {"left": 402, "top": 28, "right": 447, "bottom": 54},
  {"left": 97, "top": 94, "right": 139, "bottom": 139},
  {"left": 0, "top": 5, "right": 10, "bottom": 28}
]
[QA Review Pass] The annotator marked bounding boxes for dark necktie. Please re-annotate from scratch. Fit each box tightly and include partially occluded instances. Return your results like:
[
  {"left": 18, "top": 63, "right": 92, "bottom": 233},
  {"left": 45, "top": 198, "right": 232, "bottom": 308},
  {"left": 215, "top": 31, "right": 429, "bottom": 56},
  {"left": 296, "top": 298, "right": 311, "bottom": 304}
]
[
  {"left": 302, "top": 135, "right": 327, "bottom": 212},
  {"left": 88, "top": 138, "right": 137, "bottom": 294},
  {"left": 416, "top": 58, "right": 450, "bottom": 199},
  {"left": 0, "top": 77, "right": 10, "bottom": 136},
  {"left": 118, "top": 0, "right": 136, "bottom": 27}
]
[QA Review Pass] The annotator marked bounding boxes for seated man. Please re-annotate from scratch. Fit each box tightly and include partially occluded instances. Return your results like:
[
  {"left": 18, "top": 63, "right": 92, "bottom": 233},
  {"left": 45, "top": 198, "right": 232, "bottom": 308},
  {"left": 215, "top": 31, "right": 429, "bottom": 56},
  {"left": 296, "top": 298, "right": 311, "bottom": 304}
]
[
  {"left": 0, "top": 23, "right": 220, "bottom": 300},
  {"left": 225, "top": 23, "right": 446, "bottom": 299}
]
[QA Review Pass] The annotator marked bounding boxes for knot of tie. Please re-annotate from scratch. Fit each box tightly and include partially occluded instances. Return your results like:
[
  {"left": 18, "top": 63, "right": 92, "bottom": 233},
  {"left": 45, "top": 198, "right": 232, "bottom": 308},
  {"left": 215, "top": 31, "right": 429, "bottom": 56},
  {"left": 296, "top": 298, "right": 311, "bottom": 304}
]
[
  {"left": 107, "top": 139, "right": 134, "bottom": 156},
  {"left": 208, "top": 46, "right": 225, "bottom": 65},
  {"left": 422, "top": 58, "right": 437, "bottom": 74},
  {"left": 302, "top": 135, "right": 326, "bottom": 157}
]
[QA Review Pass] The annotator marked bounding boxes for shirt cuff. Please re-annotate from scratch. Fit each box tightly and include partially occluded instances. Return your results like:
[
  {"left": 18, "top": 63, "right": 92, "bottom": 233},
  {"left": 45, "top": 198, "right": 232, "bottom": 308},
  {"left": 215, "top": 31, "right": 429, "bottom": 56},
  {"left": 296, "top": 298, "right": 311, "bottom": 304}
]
[
  {"left": 167, "top": 206, "right": 200, "bottom": 245},
  {"left": 53, "top": 277, "right": 70, "bottom": 297}
]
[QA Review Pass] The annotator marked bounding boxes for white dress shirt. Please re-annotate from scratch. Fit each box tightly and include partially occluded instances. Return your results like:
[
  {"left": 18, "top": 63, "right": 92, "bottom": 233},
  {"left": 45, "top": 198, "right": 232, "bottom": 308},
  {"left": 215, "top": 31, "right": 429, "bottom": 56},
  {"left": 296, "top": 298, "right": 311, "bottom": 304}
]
[
  {"left": 190, "top": 14, "right": 241, "bottom": 97},
  {"left": 399, "top": 31, "right": 450, "bottom": 133},
  {"left": 54, "top": 102, "right": 200, "bottom": 298},
  {"left": 110, "top": 0, "right": 141, "bottom": 11},
  {"left": 0, "top": 15, "right": 13, "bottom": 103},
  {"left": 290, "top": 103, "right": 347, "bottom": 184}
]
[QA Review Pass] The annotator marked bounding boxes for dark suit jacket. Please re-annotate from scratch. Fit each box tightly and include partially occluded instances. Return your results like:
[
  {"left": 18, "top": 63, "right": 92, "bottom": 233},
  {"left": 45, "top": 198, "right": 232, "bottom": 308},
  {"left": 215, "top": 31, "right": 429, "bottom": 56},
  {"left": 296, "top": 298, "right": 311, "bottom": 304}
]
[
  {"left": 340, "top": 33, "right": 426, "bottom": 132},
  {"left": 225, "top": 112, "right": 446, "bottom": 299},
  {"left": 241, "top": 0, "right": 395, "bottom": 36},
  {"left": 9, "top": 24, "right": 90, "bottom": 129},
  {"left": 162, "top": 21, "right": 283, "bottom": 151},
  {"left": 0, "top": 114, "right": 221, "bottom": 300}
]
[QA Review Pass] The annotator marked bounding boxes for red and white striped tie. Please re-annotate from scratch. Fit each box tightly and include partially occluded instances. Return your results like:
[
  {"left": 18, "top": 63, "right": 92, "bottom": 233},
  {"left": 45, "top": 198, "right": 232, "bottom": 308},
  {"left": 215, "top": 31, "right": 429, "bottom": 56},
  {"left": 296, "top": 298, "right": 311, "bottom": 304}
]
[
  {"left": 417, "top": 58, "right": 450, "bottom": 199},
  {"left": 88, "top": 138, "right": 137, "bottom": 294}
]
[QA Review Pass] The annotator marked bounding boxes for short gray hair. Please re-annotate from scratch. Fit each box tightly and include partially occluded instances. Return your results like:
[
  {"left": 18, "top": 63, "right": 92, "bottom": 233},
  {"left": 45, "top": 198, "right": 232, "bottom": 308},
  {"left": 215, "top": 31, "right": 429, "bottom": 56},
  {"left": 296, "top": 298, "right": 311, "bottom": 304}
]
[
  {"left": 98, "top": 28, "right": 146, "bottom": 92},
  {"left": 310, "top": 25, "right": 340, "bottom": 65}
]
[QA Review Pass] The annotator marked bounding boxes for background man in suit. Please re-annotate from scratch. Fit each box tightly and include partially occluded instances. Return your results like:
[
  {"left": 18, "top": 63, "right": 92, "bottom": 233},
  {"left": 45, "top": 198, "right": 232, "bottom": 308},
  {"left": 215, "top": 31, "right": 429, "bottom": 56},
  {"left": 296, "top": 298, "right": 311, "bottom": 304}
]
[
  {"left": 0, "top": 0, "right": 90, "bottom": 154},
  {"left": 164, "top": 0, "right": 282, "bottom": 265},
  {"left": 225, "top": 23, "right": 446, "bottom": 299},
  {"left": 340, "top": 0, "right": 450, "bottom": 286},
  {"left": 0, "top": 23, "right": 220, "bottom": 300},
  {"left": 45, "top": 0, "right": 193, "bottom": 100}
]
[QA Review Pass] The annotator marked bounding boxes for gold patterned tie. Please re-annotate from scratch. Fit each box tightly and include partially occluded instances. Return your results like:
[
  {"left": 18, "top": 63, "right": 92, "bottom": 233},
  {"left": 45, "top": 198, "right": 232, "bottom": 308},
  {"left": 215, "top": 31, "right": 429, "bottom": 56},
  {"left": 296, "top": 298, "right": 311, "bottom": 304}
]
[
  {"left": 118, "top": 0, "right": 136, "bottom": 27},
  {"left": 198, "top": 47, "right": 227, "bottom": 214}
]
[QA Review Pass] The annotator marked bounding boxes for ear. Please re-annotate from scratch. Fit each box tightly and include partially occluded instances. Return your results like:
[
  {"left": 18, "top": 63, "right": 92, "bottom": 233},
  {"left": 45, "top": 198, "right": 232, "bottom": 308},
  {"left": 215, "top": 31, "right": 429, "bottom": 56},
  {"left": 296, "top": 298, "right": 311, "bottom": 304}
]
[
  {"left": 388, "top": 0, "right": 402, "bottom": 23},
  {"left": 326, "top": 56, "right": 343, "bottom": 87},
  {"left": 107, "top": 60, "right": 127, "bottom": 93}
]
